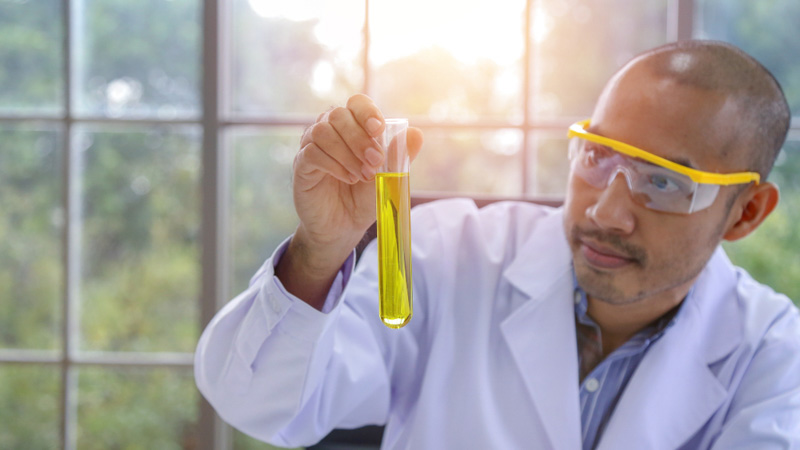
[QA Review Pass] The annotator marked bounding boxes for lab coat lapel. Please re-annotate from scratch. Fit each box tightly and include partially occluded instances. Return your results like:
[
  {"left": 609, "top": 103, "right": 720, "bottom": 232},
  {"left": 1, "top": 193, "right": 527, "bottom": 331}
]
[
  {"left": 500, "top": 209, "right": 582, "bottom": 450},
  {"left": 597, "top": 248, "right": 742, "bottom": 450}
]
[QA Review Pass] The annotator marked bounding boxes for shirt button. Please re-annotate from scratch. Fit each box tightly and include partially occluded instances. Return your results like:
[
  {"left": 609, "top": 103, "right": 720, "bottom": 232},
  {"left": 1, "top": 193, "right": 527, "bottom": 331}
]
[
  {"left": 585, "top": 378, "right": 600, "bottom": 392},
  {"left": 574, "top": 291, "right": 581, "bottom": 305}
]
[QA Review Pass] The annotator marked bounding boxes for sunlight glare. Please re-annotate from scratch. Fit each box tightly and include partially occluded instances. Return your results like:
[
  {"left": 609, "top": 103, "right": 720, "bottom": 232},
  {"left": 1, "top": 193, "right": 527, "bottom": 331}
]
[
  {"left": 247, "top": 0, "right": 363, "bottom": 61},
  {"left": 311, "top": 61, "right": 334, "bottom": 95},
  {"left": 371, "top": 0, "right": 525, "bottom": 65}
]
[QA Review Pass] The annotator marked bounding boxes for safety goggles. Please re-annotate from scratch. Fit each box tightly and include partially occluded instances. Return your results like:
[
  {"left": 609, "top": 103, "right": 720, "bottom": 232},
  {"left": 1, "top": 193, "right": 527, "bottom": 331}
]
[{"left": 567, "top": 120, "right": 760, "bottom": 214}]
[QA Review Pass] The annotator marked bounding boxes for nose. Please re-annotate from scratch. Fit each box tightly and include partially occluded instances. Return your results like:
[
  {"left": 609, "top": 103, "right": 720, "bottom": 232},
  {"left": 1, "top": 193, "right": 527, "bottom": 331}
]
[{"left": 586, "top": 171, "right": 636, "bottom": 235}]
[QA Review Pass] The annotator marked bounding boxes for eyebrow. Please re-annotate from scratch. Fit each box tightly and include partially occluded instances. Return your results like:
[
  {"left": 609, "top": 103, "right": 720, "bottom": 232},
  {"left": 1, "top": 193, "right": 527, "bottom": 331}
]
[
  {"left": 587, "top": 126, "right": 698, "bottom": 170},
  {"left": 666, "top": 156, "right": 696, "bottom": 170}
]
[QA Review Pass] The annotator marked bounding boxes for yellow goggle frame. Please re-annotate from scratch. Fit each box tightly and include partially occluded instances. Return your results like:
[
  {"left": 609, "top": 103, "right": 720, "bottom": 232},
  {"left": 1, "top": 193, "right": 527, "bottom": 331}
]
[{"left": 567, "top": 120, "right": 760, "bottom": 186}]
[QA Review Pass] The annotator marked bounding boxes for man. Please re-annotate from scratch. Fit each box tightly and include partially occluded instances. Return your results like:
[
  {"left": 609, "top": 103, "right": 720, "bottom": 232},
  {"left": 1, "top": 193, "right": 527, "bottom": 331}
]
[{"left": 195, "top": 40, "right": 800, "bottom": 448}]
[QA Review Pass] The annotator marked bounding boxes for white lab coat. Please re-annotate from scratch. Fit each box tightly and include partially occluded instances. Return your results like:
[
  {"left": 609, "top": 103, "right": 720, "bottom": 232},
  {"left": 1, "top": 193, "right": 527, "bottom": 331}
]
[{"left": 195, "top": 199, "right": 800, "bottom": 449}]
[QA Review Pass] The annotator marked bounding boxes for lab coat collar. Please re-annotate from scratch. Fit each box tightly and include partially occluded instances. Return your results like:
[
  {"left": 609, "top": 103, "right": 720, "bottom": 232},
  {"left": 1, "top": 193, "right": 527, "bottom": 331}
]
[
  {"left": 499, "top": 208, "right": 744, "bottom": 449},
  {"left": 598, "top": 247, "right": 742, "bottom": 449},
  {"left": 500, "top": 208, "right": 582, "bottom": 449}
]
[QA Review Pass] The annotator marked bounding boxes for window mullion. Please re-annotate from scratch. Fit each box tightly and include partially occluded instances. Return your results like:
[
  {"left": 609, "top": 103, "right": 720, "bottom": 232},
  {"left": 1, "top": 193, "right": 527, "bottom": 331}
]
[
  {"left": 523, "top": 0, "right": 534, "bottom": 195},
  {"left": 668, "top": 0, "right": 695, "bottom": 42},
  {"left": 200, "top": 0, "right": 231, "bottom": 448},
  {"left": 61, "top": 0, "right": 79, "bottom": 447}
]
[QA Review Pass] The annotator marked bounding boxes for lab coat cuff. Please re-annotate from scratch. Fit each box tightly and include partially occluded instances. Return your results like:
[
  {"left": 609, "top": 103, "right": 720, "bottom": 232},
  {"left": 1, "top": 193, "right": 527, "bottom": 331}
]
[{"left": 266, "top": 235, "right": 356, "bottom": 314}]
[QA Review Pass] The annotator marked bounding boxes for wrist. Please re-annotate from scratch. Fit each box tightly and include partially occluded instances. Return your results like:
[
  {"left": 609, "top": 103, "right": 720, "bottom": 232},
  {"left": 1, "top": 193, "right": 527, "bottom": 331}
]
[
  {"left": 274, "top": 226, "right": 357, "bottom": 310},
  {"left": 291, "top": 224, "right": 359, "bottom": 276}
]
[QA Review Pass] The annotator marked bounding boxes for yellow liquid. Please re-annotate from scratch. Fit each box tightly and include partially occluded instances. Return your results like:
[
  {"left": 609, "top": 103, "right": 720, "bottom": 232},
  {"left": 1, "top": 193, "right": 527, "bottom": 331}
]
[{"left": 375, "top": 172, "right": 413, "bottom": 329}]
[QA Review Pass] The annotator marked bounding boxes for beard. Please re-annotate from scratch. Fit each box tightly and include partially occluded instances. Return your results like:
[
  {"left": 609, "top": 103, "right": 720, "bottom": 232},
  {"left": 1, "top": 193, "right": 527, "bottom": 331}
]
[{"left": 570, "top": 225, "right": 651, "bottom": 305}]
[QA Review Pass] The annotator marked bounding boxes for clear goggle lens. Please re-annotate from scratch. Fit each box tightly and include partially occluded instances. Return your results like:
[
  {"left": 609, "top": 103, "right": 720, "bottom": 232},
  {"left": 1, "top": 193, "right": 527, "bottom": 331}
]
[{"left": 569, "top": 137, "right": 720, "bottom": 214}]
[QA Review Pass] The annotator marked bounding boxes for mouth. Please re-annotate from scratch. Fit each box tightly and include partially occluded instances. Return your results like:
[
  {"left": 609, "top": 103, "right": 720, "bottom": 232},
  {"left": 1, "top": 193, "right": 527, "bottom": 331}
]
[{"left": 579, "top": 239, "right": 637, "bottom": 270}]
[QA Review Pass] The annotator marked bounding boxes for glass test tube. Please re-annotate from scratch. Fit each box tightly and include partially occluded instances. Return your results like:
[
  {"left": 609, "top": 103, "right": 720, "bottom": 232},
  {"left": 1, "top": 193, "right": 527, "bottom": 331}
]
[{"left": 375, "top": 119, "right": 413, "bottom": 329}]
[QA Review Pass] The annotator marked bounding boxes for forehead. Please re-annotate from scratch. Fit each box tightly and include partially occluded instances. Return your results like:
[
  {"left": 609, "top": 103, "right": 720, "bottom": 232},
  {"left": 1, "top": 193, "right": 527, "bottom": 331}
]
[{"left": 591, "top": 68, "right": 748, "bottom": 172}]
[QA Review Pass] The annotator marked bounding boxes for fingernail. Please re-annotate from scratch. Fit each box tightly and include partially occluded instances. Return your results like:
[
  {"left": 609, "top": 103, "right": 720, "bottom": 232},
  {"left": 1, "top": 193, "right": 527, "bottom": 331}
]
[
  {"left": 366, "top": 118, "right": 382, "bottom": 136},
  {"left": 365, "top": 147, "right": 382, "bottom": 166}
]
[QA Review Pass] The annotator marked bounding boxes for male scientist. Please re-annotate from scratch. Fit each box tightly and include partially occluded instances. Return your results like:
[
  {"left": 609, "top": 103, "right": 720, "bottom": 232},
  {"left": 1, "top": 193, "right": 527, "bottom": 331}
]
[{"left": 195, "top": 40, "right": 800, "bottom": 449}]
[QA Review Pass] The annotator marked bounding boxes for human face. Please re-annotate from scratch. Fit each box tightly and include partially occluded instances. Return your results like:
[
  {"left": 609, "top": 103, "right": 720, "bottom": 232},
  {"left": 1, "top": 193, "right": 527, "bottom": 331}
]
[{"left": 563, "top": 65, "right": 748, "bottom": 306}]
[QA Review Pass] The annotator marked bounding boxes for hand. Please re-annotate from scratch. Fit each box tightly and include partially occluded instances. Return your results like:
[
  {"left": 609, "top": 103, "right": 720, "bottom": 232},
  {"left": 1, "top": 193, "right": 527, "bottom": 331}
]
[{"left": 277, "top": 94, "right": 423, "bottom": 308}]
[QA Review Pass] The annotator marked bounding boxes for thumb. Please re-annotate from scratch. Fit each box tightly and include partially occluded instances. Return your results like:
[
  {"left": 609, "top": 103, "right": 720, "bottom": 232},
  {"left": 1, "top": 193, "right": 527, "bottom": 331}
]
[{"left": 407, "top": 127, "right": 424, "bottom": 163}]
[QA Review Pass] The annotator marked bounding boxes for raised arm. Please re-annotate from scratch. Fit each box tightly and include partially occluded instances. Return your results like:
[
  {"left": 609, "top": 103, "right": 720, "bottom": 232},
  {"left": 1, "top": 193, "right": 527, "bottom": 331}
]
[{"left": 276, "top": 94, "right": 423, "bottom": 309}]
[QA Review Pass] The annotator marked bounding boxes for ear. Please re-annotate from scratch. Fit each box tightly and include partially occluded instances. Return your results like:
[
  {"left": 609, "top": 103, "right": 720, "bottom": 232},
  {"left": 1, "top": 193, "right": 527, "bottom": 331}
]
[{"left": 723, "top": 181, "right": 780, "bottom": 242}]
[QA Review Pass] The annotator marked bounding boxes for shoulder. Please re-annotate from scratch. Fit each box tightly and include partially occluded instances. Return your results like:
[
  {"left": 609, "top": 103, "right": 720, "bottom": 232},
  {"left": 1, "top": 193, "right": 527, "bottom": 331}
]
[
  {"left": 733, "top": 266, "right": 800, "bottom": 350},
  {"left": 689, "top": 250, "right": 800, "bottom": 373}
]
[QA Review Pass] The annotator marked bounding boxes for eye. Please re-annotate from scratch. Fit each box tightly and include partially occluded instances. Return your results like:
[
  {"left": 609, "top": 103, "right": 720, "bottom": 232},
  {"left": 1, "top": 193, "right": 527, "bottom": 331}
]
[{"left": 648, "top": 173, "right": 682, "bottom": 193}]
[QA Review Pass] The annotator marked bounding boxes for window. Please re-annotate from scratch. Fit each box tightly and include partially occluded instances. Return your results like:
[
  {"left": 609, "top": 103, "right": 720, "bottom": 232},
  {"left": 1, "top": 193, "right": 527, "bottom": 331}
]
[{"left": 0, "top": 0, "right": 798, "bottom": 448}]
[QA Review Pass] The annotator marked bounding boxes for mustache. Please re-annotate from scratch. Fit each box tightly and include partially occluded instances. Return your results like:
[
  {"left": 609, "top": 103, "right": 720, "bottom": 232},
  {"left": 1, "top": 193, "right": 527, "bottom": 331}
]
[{"left": 571, "top": 226, "right": 647, "bottom": 266}]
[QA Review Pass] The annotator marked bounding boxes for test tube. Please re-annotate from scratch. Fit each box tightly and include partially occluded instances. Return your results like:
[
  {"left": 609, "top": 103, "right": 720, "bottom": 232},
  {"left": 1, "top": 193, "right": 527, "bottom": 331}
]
[{"left": 375, "top": 119, "right": 413, "bottom": 329}]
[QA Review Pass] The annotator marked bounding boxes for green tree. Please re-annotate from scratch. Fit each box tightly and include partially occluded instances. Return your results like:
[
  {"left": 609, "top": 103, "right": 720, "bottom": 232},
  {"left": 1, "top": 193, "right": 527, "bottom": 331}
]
[
  {"left": 701, "top": 0, "right": 800, "bottom": 304},
  {"left": 0, "top": 0, "right": 63, "bottom": 113},
  {"left": 0, "top": 127, "right": 62, "bottom": 350}
]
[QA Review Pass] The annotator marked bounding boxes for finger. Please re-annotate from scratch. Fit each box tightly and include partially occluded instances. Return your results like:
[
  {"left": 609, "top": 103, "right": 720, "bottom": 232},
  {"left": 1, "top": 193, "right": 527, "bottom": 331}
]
[
  {"left": 301, "top": 109, "right": 334, "bottom": 148},
  {"left": 346, "top": 94, "right": 385, "bottom": 138},
  {"left": 296, "top": 142, "right": 359, "bottom": 185},
  {"left": 384, "top": 126, "right": 424, "bottom": 167},
  {"left": 309, "top": 121, "right": 370, "bottom": 181},
  {"left": 326, "top": 106, "right": 383, "bottom": 177},
  {"left": 407, "top": 127, "right": 423, "bottom": 163}
]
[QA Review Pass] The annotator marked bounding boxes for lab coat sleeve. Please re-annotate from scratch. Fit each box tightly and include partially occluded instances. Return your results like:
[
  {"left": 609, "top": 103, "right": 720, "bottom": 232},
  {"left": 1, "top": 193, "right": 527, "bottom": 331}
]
[
  {"left": 193, "top": 237, "right": 393, "bottom": 447},
  {"left": 710, "top": 303, "right": 800, "bottom": 448}
]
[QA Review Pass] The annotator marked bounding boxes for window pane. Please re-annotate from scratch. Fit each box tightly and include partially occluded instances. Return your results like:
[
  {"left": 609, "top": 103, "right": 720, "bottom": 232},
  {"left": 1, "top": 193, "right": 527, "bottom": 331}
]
[
  {"left": 724, "top": 140, "right": 800, "bottom": 305},
  {"left": 229, "top": 0, "right": 364, "bottom": 117},
  {"left": 526, "top": 133, "right": 570, "bottom": 197},
  {"left": 371, "top": 0, "right": 525, "bottom": 121},
  {"left": 74, "top": 0, "right": 201, "bottom": 118},
  {"left": 77, "top": 367, "right": 197, "bottom": 449},
  {"left": 0, "top": 124, "right": 62, "bottom": 350},
  {"left": 0, "top": 364, "right": 60, "bottom": 449},
  {"left": 696, "top": 0, "right": 800, "bottom": 114},
  {"left": 77, "top": 125, "right": 201, "bottom": 352},
  {"left": 0, "top": 0, "right": 63, "bottom": 115},
  {"left": 228, "top": 127, "right": 299, "bottom": 298},
  {"left": 411, "top": 128, "right": 522, "bottom": 196},
  {"left": 531, "top": 0, "right": 668, "bottom": 118}
]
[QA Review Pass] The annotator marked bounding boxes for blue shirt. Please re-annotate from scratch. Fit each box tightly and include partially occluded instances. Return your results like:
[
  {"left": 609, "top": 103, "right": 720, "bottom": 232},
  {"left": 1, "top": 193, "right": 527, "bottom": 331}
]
[{"left": 574, "top": 283, "right": 685, "bottom": 450}]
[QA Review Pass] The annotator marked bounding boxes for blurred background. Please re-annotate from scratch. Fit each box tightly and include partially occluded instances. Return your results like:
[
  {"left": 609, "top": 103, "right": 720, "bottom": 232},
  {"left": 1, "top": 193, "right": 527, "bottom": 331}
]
[{"left": 0, "top": 0, "right": 798, "bottom": 448}]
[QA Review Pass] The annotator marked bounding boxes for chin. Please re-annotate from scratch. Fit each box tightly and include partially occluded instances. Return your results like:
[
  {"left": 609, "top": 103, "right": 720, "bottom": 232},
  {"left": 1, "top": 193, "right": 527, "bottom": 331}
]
[{"left": 574, "top": 264, "right": 644, "bottom": 305}]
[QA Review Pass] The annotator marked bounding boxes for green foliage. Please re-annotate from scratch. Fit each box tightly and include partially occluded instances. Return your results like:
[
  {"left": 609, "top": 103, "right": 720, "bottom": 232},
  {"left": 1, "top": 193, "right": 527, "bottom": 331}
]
[
  {"left": 724, "top": 144, "right": 800, "bottom": 305},
  {"left": 77, "top": 0, "right": 200, "bottom": 116},
  {"left": 79, "top": 127, "right": 201, "bottom": 352},
  {"left": 76, "top": 367, "right": 197, "bottom": 449},
  {"left": 0, "top": 365, "right": 60, "bottom": 450},
  {"left": 0, "top": 0, "right": 63, "bottom": 113},
  {"left": 229, "top": 129, "right": 299, "bottom": 297},
  {"left": 0, "top": 126, "right": 62, "bottom": 350},
  {"left": 700, "top": 0, "right": 800, "bottom": 305},
  {"left": 699, "top": 0, "right": 800, "bottom": 113}
]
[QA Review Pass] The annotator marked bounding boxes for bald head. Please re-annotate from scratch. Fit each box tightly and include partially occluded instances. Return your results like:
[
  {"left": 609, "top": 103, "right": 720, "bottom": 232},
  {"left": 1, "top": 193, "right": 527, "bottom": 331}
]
[{"left": 611, "top": 40, "right": 790, "bottom": 178}]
